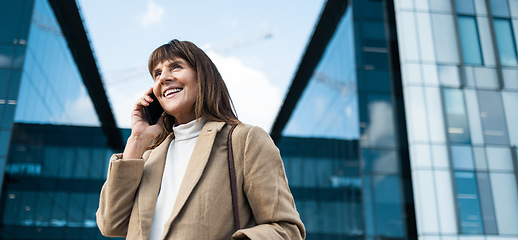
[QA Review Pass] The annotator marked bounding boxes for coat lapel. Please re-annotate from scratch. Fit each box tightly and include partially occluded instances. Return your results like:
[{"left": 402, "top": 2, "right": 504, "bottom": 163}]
[
  {"left": 139, "top": 133, "right": 174, "bottom": 239},
  {"left": 164, "top": 121, "right": 226, "bottom": 232}
]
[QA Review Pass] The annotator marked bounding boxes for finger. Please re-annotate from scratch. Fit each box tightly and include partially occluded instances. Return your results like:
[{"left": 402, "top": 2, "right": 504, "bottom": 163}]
[{"left": 140, "top": 98, "right": 150, "bottom": 106}]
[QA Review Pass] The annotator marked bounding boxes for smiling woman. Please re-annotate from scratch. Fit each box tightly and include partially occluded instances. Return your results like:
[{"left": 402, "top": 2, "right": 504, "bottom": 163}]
[{"left": 96, "top": 39, "right": 305, "bottom": 240}]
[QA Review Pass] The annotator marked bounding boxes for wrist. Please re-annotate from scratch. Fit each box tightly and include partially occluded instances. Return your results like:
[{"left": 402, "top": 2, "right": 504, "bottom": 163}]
[{"left": 123, "top": 135, "right": 153, "bottom": 159}]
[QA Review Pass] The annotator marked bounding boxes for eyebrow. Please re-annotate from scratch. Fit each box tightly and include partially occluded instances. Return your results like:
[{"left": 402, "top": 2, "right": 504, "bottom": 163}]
[{"left": 153, "top": 60, "right": 184, "bottom": 76}]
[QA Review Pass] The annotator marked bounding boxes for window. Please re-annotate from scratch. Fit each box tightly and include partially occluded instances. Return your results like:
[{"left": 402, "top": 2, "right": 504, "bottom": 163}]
[
  {"left": 458, "top": 16, "right": 484, "bottom": 65},
  {"left": 476, "top": 173, "right": 498, "bottom": 234},
  {"left": 477, "top": 90, "right": 509, "bottom": 145},
  {"left": 493, "top": 19, "right": 518, "bottom": 66},
  {"left": 490, "top": 172, "right": 518, "bottom": 234},
  {"left": 443, "top": 88, "right": 471, "bottom": 144},
  {"left": 454, "top": 171, "right": 484, "bottom": 234},
  {"left": 373, "top": 175, "right": 405, "bottom": 238},
  {"left": 451, "top": 145, "right": 475, "bottom": 170},
  {"left": 502, "top": 92, "right": 518, "bottom": 145},
  {"left": 455, "top": 0, "right": 476, "bottom": 15},
  {"left": 490, "top": 0, "right": 511, "bottom": 17},
  {"left": 432, "top": 14, "right": 460, "bottom": 64}
]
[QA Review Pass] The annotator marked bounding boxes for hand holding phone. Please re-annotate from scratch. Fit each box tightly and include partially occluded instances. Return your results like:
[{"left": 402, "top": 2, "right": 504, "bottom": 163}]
[{"left": 143, "top": 93, "right": 164, "bottom": 125}]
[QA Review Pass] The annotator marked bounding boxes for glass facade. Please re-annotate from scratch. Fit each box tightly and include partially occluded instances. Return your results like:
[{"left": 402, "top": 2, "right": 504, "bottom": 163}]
[
  {"left": 0, "top": 0, "right": 122, "bottom": 239},
  {"left": 0, "top": 0, "right": 34, "bottom": 199},
  {"left": 394, "top": 0, "right": 518, "bottom": 238},
  {"left": 1, "top": 123, "right": 117, "bottom": 239},
  {"left": 278, "top": 0, "right": 415, "bottom": 239},
  {"left": 14, "top": 0, "right": 99, "bottom": 126},
  {"left": 275, "top": 0, "right": 518, "bottom": 239}
]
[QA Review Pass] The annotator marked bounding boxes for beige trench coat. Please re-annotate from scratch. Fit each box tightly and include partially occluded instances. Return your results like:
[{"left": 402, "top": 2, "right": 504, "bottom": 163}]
[{"left": 96, "top": 121, "right": 305, "bottom": 239}]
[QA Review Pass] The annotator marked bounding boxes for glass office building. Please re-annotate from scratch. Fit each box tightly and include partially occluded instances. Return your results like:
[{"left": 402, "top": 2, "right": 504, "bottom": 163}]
[
  {"left": 271, "top": 0, "right": 518, "bottom": 239},
  {"left": 0, "top": 0, "right": 123, "bottom": 239}
]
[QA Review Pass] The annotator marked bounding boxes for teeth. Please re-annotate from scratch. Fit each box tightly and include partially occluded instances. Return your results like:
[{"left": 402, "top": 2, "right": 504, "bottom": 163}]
[{"left": 165, "top": 88, "right": 182, "bottom": 96}]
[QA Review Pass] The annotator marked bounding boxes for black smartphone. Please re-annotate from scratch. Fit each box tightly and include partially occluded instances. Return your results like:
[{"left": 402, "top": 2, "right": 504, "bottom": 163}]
[{"left": 143, "top": 92, "right": 164, "bottom": 125}]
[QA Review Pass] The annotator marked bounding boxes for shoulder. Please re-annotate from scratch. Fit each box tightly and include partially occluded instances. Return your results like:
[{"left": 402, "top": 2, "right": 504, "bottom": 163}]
[
  {"left": 232, "top": 123, "right": 272, "bottom": 143},
  {"left": 229, "top": 123, "right": 279, "bottom": 156}
]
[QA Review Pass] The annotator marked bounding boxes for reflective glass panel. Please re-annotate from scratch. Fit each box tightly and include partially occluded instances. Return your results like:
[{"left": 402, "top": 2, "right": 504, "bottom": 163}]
[
  {"left": 0, "top": 45, "right": 15, "bottom": 68},
  {"left": 477, "top": 90, "right": 509, "bottom": 145},
  {"left": 283, "top": 9, "right": 358, "bottom": 139},
  {"left": 361, "top": 94, "right": 396, "bottom": 148},
  {"left": 502, "top": 92, "right": 518, "bottom": 145},
  {"left": 458, "top": 16, "right": 483, "bottom": 65},
  {"left": 373, "top": 175, "right": 405, "bottom": 238},
  {"left": 490, "top": 0, "right": 511, "bottom": 17},
  {"left": 465, "top": 90, "right": 484, "bottom": 145},
  {"left": 454, "top": 171, "right": 483, "bottom": 234},
  {"left": 432, "top": 145, "right": 450, "bottom": 169},
  {"left": 438, "top": 65, "right": 461, "bottom": 87},
  {"left": 490, "top": 172, "right": 518, "bottom": 234},
  {"left": 432, "top": 14, "right": 460, "bottom": 64},
  {"left": 0, "top": 1, "right": 31, "bottom": 43},
  {"left": 474, "top": 67, "right": 498, "bottom": 89},
  {"left": 476, "top": 173, "right": 498, "bottom": 234},
  {"left": 443, "top": 88, "right": 471, "bottom": 144},
  {"left": 455, "top": 0, "right": 476, "bottom": 15},
  {"left": 424, "top": 87, "right": 445, "bottom": 144},
  {"left": 434, "top": 171, "right": 457, "bottom": 234},
  {"left": 511, "top": 0, "right": 518, "bottom": 18},
  {"left": 364, "top": 149, "right": 399, "bottom": 174},
  {"left": 477, "top": 17, "right": 496, "bottom": 66},
  {"left": 430, "top": 0, "right": 452, "bottom": 12},
  {"left": 493, "top": 19, "right": 518, "bottom": 66},
  {"left": 502, "top": 68, "right": 518, "bottom": 89},
  {"left": 474, "top": 0, "right": 488, "bottom": 15},
  {"left": 415, "top": 170, "right": 440, "bottom": 233},
  {"left": 397, "top": 12, "right": 419, "bottom": 62},
  {"left": 486, "top": 146, "right": 513, "bottom": 171},
  {"left": 473, "top": 147, "right": 488, "bottom": 170},
  {"left": 417, "top": 12, "right": 435, "bottom": 62},
  {"left": 0, "top": 130, "right": 10, "bottom": 156},
  {"left": 406, "top": 86, "right": 429, "bottom": 143},
  {"left": 451, "top": 145, "right": 475, "bottom": 170},
  {"left": 13, "top": 0, "right": 100, "bottom": 126}
]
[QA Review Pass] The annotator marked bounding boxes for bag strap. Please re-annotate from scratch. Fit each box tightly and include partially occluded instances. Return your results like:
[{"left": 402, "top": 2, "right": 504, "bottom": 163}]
[{"left": 227, "top": 124, "right": 240, "bottom": 232}]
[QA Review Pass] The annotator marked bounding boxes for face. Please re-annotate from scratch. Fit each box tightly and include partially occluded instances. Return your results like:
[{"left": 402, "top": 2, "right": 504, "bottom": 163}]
[{"left": 152, "top": 58, "right": 198, "bottom": 125}]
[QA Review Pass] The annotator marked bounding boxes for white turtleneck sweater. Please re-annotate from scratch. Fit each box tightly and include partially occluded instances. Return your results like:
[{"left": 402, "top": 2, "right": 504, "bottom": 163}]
[{"left": 149, "top": 118, "right": 207, "bottom": 240}]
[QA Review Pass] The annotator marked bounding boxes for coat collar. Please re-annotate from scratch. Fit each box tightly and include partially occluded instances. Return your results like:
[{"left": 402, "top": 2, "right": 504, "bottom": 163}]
[{"left": 139, "top": 121, "right": 226, "bottom": 239}]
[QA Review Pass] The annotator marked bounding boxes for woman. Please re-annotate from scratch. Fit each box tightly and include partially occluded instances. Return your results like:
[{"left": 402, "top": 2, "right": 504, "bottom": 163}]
[{"left": 96, "top": 39, "right": 305, "bottom": 239}]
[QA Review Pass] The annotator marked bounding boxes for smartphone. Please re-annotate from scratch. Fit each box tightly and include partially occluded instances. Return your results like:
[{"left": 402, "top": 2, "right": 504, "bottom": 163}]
[{"left": 143, "top": 92, "right": 164, "bottom": 125}]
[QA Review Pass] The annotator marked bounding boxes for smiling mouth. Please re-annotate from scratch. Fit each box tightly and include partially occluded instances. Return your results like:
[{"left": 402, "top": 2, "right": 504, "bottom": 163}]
[{"left": 164, "top": 88, "right": 182, "bottom": 97}]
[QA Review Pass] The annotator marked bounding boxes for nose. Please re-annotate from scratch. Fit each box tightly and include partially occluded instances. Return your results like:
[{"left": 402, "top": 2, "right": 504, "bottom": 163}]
[{"left": 158, "top": 69, "right": 172, "bottom": 84}]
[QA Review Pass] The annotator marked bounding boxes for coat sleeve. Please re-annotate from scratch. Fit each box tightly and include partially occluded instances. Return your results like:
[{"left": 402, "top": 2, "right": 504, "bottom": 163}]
[
  {"left": 96, "top": 153, "right": 146, "bottom": 237},
  {"left": 232, "top": 126, "right": 306, "bottom": 240}
]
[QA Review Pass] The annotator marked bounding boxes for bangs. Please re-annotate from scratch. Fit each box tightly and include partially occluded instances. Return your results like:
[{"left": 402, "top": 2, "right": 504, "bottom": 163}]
[{"left": 147, "top": 43, "right": 189, "bottom": 76}]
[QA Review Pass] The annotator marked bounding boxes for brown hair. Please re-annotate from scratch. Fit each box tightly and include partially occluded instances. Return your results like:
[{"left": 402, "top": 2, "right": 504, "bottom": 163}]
[{"left": 147, "top": 39, "right": 240, "bottom": 149}]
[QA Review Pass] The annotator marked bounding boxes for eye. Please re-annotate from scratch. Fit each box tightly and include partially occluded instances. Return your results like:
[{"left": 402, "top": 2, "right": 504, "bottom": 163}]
[
  {"left": 171, "top": 64, "right": 182, "bottom": 70},
  {"left": 153, "top": 71, "right": 161, "bottom": 80}
]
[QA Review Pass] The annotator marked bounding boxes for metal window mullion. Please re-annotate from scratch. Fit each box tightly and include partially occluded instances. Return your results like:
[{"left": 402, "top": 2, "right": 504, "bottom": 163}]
[
  {"left": 483, "top": 0, "right": 506, "bottom": 89},
  {"left": 449, "top": 0, "right": 468, "bottom": 89},
  {"left": 511, "top": 146, "right": 518, "bottom": 207}
]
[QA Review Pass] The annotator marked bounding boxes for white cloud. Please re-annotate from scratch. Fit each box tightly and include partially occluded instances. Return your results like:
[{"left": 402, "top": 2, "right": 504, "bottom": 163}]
[
  {"left": 207, "top": 51, "right": 282, "bottom": 131},
  {"left": 137, "top": 1, "right": 165, "bottom": 28}
]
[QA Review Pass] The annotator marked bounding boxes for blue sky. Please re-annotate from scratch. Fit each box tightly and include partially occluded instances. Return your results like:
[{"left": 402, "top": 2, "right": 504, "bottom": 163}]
[{"left": 78, "top": 0, "right": 326, "bottom": 130}]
